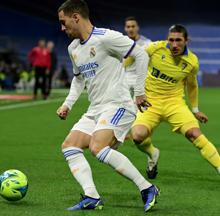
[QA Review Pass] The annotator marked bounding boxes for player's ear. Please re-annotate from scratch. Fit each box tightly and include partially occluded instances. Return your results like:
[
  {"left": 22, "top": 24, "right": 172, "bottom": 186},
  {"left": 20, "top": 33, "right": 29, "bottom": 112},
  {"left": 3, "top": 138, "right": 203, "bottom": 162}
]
[{"left": 72, "top": 13, "right": 80, "bottom": 23}]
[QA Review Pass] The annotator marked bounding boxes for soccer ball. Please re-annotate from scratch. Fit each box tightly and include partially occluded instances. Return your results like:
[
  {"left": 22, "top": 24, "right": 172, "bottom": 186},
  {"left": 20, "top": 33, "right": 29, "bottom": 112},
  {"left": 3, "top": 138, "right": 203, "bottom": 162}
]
[{"left": 0, "top": 169, "right": 28, "bottom": 201}]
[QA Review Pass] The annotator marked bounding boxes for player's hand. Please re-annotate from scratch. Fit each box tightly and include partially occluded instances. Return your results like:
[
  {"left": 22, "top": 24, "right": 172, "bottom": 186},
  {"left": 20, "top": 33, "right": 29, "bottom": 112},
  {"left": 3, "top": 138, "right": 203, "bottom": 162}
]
[
  {"left": 135, "top": 95, "right": 152, "bottom": 113},
  {"left": 194, "top": 111, "right": 208, "bottom": 123},
  {"left": 56, "top": 105, "right": 70, "bottom": 120}
]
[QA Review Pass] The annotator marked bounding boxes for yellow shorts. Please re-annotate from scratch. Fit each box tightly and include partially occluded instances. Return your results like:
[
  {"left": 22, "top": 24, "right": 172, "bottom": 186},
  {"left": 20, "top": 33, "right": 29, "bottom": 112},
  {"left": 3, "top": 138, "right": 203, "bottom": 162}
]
[{"left": 133, "top": 97, "right": 199, "bottom": 135}]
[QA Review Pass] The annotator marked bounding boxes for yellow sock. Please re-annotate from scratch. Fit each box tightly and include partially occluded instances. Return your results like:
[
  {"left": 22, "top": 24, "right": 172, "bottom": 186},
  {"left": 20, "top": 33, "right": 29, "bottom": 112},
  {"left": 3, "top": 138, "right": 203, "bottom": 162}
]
[
  {"left": 135, "top": 137, "right": 156, "bottom": 158},
  {"left": 193, "top": 135, "right": 220, "bottom": 168}
]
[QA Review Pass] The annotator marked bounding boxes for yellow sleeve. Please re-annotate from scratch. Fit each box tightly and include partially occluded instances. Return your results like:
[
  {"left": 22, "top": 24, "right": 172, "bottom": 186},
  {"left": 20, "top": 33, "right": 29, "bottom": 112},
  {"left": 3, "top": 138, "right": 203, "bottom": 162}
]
[
  {"left": 145, "top": 41, "right": 165, "bottom": 56},
  {"left": 186, "top": 60, "right": 199, "bottom": 108}
]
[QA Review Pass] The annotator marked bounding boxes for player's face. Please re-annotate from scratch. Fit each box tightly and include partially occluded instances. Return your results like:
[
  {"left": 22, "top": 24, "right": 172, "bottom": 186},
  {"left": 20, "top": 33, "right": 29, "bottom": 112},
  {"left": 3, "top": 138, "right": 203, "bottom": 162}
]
[
  {"left": 124, "top": 20, "right": 139, "bottom": 40},
  {"left": 38, "top": 40, "right": 46, "bottom": 48},
  {"left": 168, "top": 32, "right": 188, "bottom": 56},
  {"left": 58, "top": 10, "right": 79, "bottom": 39}
]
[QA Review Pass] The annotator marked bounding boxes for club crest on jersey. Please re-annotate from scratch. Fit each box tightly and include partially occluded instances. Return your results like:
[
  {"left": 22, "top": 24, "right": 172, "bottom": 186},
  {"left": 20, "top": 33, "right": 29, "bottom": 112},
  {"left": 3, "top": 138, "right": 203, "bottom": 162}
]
[
  {"left": 182, "top": 63, "right": 187, "bottom": 70},
  {"left": 90, "top": 47, "right": 96, "bottom": 58},
  {"left": 161, "top": 54, "right": 166, "bottom": 60}
]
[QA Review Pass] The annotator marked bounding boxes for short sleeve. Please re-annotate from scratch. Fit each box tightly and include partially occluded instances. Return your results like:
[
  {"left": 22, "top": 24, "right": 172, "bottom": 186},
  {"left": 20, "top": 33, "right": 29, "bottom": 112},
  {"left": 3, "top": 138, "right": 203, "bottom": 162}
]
[
  {"left": 68, "top": 45, "right": 80, "bottom": 76},
  {"left": 146, "top": 41, "right": 164, "bottom": 56},
  {"left": 101, "top": 30, "right": 135, "bottom": 60}
]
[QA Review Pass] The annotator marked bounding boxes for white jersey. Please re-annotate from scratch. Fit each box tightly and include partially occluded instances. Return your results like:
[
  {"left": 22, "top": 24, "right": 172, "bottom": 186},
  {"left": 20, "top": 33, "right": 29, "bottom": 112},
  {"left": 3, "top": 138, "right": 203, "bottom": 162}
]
[
  {"left": 63, "top": 27, "right": 147, "bottom": 115},
  {"left": 137, "top": 35, "right": 151, "bottom": 48},
  {"left": 125, "top": 35, "right": 151, "bottom": 74}
]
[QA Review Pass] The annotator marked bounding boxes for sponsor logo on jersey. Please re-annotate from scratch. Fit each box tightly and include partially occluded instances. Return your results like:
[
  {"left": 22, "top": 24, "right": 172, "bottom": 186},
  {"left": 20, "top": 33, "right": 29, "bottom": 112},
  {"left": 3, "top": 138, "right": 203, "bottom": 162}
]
[
  {"left": 151, "top": 67, "right": 177, "bottom": 83},
  {"left": 78, "top": 62, "right": 99, "bottom": 78},
  {"left": 161, "top": 54, "right": 166, "bottom": 60},
  {"left": 182, "top": 63, "right": 187, "bottom": 70},
  {"left": 90, "top": 47, "right": 96, "bottom": 58}
]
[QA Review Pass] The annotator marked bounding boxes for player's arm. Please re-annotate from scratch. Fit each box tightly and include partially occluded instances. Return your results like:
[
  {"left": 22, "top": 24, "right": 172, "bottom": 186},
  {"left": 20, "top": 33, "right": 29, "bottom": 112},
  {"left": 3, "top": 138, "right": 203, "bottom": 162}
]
[
  {"left": 57, "top": 46, "right": 85, "bottom": 120},
  {"left": 128, "top": 45, "right": 151, "bottom": 112},
  {"left": 186, "top": 66, "right": 208, "bottom": 123},
  {"left": 57, "top": 75, "right": 85, "bottom": 120}
]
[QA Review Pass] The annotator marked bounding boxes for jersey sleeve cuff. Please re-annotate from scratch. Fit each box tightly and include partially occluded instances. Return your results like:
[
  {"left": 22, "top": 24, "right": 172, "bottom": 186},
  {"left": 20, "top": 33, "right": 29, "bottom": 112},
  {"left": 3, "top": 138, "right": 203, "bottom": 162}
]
[{"left": 192, "top": 107, "right": 199, "bottom": 113}]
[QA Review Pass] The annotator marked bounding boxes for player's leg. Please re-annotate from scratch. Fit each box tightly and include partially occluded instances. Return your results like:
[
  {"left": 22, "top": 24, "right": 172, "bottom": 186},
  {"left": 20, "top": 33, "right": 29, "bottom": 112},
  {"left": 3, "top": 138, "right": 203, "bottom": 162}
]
[
  {"left": 46, "top": 72, "right": 52, "bottom": 96},
  {"left": 131, "top": 103, "right": 161, "bottom": 179},
  {"left": 41, "top": 68, "right": 47, "bottom": 99},
  {"left": 131, "top": 125, "right": 159, "bottom": 179},
  {"left": 131, "top": 125, "right": 154, "bottom": 156},
  {"left": 33, "top": 67, "right": 40, "bottom": 99},
  {"left": 167, "top": 99, "right": 220, "bottom": 174},
  {"left": 184, "top": 127, "right": 220, "bottom": 174},
  {"left": 90, "top": 108, "right": 159, "bottom": 212},
  {"left": 61, "top": 115, "right": 103, "bottom": 210}
]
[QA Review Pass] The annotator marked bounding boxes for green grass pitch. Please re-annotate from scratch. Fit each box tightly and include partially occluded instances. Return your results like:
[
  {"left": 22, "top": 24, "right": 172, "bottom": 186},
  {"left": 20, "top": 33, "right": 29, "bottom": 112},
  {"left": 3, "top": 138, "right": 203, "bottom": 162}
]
[{"left": 0, "top": 88, "right": 220, "bottom": 216}]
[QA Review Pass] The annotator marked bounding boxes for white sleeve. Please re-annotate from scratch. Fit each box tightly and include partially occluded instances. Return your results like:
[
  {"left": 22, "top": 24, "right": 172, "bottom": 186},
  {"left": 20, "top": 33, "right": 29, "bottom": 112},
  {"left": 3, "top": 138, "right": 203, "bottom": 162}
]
[
  {"left": 102, "top": 30, "right": 135, "bottom": 60},
  {"left": 62, "top": 44, "right": 85, "bottom": 110},
  {"left": 68, "top": 45, "right": 80, "bottom": 76},
  {"left": 129, "top": 45, "right": 149, "bottom": 96},
  {"left": 62, "top": 76, "right": 85, "bottom": 110}
]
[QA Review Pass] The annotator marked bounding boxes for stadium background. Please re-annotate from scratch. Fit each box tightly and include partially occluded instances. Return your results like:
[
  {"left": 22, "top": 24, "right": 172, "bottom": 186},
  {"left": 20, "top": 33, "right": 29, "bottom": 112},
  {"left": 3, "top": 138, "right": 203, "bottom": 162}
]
[
  {"left": 0, "top": 1, "right": 220, "bottom": 216},
  {"left": 1, "top": 0, "right": 220, "bottom": 86}
]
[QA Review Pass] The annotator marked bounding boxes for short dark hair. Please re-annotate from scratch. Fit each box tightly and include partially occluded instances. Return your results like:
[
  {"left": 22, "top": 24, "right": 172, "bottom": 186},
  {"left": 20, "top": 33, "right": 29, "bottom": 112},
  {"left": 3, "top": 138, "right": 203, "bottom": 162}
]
[
  {"left": 58, "top": 0, "right": 89, "bottom": 18},
  {"left": 168, "top": 24, "right": 188, "bottom": 39},
  {"left": 125, "top": 16, "right": 138, "bottom": 24}
]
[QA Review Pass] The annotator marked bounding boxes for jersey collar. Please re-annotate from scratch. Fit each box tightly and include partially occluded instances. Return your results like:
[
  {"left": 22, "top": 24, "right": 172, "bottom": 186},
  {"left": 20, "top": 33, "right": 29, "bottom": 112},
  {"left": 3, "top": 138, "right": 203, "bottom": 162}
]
[{"left": 80, "top": 26, "right": 95, "bottom": 45}]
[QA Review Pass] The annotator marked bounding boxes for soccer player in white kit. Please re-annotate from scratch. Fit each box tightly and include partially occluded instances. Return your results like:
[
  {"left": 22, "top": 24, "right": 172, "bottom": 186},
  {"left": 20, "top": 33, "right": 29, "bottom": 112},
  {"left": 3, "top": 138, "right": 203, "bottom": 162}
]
[
  {"left": 124, "top": 16, "right": 152, "bottom": 97},
  {"left": 57, "top": 0, "right": 159, "bottom": 212}
]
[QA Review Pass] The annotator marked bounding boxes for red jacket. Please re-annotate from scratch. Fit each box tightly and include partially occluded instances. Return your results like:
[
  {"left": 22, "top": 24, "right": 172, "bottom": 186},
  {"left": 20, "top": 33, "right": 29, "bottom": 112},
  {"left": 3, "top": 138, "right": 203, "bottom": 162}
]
[{"left": 28, "top": 47, "right": 51, "bottom": 69}]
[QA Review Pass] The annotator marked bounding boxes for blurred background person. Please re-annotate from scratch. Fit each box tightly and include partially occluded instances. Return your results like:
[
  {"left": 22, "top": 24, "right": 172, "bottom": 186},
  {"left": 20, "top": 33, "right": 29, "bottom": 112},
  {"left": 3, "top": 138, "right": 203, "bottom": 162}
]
[
  {"left": 28, "top": 39, "right": 51, "bottom": 100},
  {"left": 124, "top": 16, "right": 151, "bottom": 98},
  {"left": 46, "top": 40, "right": 57, "bottom": 97}
]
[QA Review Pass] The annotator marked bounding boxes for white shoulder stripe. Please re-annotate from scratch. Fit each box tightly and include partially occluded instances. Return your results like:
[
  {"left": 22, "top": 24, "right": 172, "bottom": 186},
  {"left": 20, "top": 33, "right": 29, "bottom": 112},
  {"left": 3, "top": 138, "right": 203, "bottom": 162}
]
[{"left": 93, "top": 27, "right": 107, "bottom": 35}]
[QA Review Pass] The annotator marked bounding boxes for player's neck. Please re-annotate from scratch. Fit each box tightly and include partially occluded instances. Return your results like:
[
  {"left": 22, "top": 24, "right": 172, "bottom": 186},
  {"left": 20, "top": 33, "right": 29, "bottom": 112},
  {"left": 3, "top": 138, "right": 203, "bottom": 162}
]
[
  {"left": 133, "top": 34, "right": 140, "bottom": 41},
  {"left": 79, "top": 21, "right": 94, "bottom": 43}
]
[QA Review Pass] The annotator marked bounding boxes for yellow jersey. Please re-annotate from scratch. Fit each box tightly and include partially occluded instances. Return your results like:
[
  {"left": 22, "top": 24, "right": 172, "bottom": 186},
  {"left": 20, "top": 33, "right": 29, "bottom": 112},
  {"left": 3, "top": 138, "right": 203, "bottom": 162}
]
[{"left": 145, "top": 40, "right": 199, "bottom": 99}]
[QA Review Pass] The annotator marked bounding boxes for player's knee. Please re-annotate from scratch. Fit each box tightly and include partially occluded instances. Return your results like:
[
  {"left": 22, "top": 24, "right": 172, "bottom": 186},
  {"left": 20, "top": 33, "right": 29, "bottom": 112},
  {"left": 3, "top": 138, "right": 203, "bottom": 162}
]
[
  {"left": 185, "top": 127, "right": 202, "bottom": 141},
  {"left": 61, "top": 138, "right": 79, "bottom": 150},
  {"left": 61, "top": 139, "right": 72, "bottom": 150},
  {"left": 131, "top": 128, "right": 149, "bottom": 144},
  {"left": 89, "top": 144, "right": 101, "bottom": 156}
]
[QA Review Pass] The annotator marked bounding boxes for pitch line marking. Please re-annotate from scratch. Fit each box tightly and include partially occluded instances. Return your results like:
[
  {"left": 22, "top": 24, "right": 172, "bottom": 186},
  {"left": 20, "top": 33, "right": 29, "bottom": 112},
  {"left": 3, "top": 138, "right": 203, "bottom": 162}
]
[{"left": 0, "top": 98, "right": 64, "bottom": 111}]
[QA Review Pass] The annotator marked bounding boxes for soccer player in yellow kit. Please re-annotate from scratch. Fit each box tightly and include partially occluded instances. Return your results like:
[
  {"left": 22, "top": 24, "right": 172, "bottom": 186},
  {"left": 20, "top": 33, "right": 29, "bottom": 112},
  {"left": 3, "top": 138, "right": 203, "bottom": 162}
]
[{"left": 130, "top": 24, "right": 220, "bottom": 179}]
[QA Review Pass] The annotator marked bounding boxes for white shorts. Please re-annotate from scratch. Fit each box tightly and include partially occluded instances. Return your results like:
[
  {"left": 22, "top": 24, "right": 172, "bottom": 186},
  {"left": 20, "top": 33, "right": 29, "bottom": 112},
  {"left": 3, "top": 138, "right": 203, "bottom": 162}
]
[{"left": 71, "top": 107, "right": 136, "bottom": 143}]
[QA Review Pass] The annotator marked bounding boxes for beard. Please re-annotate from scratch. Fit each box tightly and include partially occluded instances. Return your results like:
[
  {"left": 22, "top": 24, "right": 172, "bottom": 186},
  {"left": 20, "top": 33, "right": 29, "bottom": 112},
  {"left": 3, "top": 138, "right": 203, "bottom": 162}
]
[{"left": 66, "top": 32, "right": 75, "bottom": 40}]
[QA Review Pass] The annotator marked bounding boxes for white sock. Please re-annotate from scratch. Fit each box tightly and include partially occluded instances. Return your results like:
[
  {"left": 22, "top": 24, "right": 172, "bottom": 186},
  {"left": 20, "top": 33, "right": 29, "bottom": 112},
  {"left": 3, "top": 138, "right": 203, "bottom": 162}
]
[
  {"left": 217, "top": 167, "right": 220, "bottom": 174},
  {"left": 96, "top": 146, "right": 152, "bottom": 191},
  {"left": 63, "top": 147, "right": 100, "bottom": 199}
]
